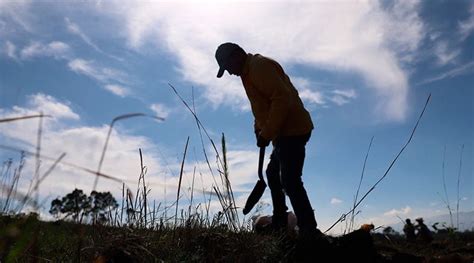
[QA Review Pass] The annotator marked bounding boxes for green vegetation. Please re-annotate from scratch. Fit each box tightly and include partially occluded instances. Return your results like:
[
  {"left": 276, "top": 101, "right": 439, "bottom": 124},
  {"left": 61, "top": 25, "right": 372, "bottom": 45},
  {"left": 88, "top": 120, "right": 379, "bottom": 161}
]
[
  {"left": 1, "top": 213, "right": 473, "bottom": 262},
  {"left": 0, "top": 213, "right": 288, "bottom": 262}
]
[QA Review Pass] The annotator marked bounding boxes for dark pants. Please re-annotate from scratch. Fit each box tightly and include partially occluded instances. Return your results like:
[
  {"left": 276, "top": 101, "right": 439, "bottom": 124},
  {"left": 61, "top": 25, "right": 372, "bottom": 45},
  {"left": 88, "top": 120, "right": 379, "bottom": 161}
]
[{"left": 266, "top": 132, "right": 317, "bottom": 232}]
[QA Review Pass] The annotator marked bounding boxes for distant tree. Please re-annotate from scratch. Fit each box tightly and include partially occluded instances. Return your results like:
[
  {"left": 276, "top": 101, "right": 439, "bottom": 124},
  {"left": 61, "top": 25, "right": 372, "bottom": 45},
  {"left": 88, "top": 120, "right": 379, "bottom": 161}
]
[
  {"left": 49, "top": 188, "right": 118, "bottom": 224},
  {"left": 88, "top": 190, "right": 118, "bottom": 223},
  {"left": 50, "top": 188, "right": 89, "bottom": 222},
  {"left": 49, "top": 198, "right": 63, "bottom": 219}
]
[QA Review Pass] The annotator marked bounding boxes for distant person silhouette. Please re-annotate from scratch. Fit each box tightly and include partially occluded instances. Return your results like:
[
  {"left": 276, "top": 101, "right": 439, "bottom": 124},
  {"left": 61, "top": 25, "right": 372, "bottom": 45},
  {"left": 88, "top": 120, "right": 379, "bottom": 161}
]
[
  {"left": 403, "top": 218, "right": 416, "bottom": 242},
  {"left": 415, "top": 217, "right": 433, "bottom": 243},
  {"left": 215, "top": 43, "right": 326, "bottom": 256}
]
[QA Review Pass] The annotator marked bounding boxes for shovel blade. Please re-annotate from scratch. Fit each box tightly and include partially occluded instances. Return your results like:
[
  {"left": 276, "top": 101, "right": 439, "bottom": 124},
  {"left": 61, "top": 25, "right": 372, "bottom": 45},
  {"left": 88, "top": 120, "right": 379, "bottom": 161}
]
[{"left": 243, "top": 180, "right": 267, "bottom": 215}]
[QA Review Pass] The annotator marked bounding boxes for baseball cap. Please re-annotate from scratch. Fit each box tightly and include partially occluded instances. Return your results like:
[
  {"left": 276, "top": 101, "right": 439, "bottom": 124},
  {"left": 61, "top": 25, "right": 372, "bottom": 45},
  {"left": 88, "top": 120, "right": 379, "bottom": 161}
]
[{"left": 215, "top": 42, "right": 240, "bottom": 78}]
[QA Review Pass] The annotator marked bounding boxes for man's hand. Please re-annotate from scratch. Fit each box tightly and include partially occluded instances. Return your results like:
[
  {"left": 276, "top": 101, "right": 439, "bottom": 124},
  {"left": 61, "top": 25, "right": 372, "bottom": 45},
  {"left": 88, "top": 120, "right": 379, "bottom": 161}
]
[
  {"left": 256, "top": 133, "right": 270, "bottom": 147},
  {"left": 254, "top": 129, "right": 261, "bottom": 141}
]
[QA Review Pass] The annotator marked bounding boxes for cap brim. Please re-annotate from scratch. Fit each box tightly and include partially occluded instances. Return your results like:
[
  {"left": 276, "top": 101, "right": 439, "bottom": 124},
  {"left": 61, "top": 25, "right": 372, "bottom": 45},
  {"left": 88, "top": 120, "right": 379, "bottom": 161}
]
[{"left": 217, "top": 67, "right": 225, "bottom": 78}]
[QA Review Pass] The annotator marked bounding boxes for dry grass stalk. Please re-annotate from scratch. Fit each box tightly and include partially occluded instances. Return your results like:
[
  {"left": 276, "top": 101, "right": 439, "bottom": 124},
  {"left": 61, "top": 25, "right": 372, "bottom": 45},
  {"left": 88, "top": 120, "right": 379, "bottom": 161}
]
[
  {"left": 175, "top": 136, "right": 190, "bottom": 227},
  {"left": 220, "top": 133, "right": 240, "bottom": 230},
  {"left": 0, "top": 114, "right": 51, "bottom": 123},
  {"left": 348, "top": 136, "right": 374, "bottom": 233},
  {"left": 32, "top": 153, "right": 66, "bottom": 195},
  {"left": 169, "top": 83, "right": 242, "bottom": 230},
  {"left": 1, "top": 154, "right": 24, "bottom": 212},
  {"left": 456, "top": 144, "right": 464, "bottom": 230},
  {"left": 0, "top": 144, "right": 125, "bottom": 184},
  {"left": 325, "top": 93, "right": 432, "bottom": 233},
  {"left": 189, "top": 166, "right": 196, "bottom": 219},
  {"left": 93, "top": 113, "right": 164, "bottom": 190},
  {"left": 441, "top": 145, "right": 454, "bottom": 228},
  {"left": 168, "top": 84, "right": 224, "bottom": 192}
]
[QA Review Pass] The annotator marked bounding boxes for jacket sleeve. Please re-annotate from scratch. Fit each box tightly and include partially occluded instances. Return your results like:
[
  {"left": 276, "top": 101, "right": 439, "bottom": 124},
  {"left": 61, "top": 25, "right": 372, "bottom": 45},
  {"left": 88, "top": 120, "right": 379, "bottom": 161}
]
[
  {"left": 254, "top": 119, "right": 260, "bottom": 133},
  {"left": 252, "top": 59, "right": 291, "bottom": 140}
]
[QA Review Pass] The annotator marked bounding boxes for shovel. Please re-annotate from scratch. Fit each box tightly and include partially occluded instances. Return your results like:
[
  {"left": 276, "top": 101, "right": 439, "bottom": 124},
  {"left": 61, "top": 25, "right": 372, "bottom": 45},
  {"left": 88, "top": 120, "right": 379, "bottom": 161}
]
[{"left": 243, "top": 146, "right": 266, "bottom": 215}]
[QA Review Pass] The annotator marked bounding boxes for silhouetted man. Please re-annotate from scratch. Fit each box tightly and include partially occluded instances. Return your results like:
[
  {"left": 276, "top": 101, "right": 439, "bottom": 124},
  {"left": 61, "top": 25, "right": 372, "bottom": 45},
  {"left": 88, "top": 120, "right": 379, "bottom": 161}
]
[
  {"left": 415, "top": 217, "right": 433, "bottom": 243},
  {"left": 403, "top": 218, "right": 416, "bottom": 242},
  {"left": 215, "top": 43, "right": 321, "bottom": 243}
]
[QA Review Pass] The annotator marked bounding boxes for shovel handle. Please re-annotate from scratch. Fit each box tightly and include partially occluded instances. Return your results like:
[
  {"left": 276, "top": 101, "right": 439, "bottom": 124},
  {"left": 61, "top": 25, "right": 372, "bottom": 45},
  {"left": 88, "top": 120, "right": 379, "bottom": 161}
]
[{"left": 258, "top": 146, "right": 265, "bottom": 181}]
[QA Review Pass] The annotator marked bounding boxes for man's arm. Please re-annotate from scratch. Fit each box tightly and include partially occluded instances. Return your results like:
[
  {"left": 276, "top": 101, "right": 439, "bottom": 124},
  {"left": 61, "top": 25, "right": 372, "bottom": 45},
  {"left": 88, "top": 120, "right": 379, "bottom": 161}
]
[
  {"left": 253, "top": 59, "right": 291, "bottom": 140},
  {"left": 254, "top": 119, "right": 260, "bottom": 134}
]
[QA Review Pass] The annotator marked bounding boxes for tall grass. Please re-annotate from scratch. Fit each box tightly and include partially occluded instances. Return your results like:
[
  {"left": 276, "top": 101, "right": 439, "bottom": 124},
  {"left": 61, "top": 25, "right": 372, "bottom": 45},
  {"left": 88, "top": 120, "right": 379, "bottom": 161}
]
[
  {"left": 326, "top": 93, "right": 432, "bottom": 233},
  {"left": 93, "top": 113, "right": 164, "bottom": 190},
  {"left": 1, "top": 153, "right": 25, "bottom": 213},
  {"left": 439, "top": 143, "right": 466, "bottom": 231},
  {"left": 346, "top": 136, "right": 374, "bottom": 233},
  {"left": 456, "top": 144, "right": 464, "bottom": 230},
  {"left": 169, "top": 83, "right": 240, "bottom": 230},
  {"left": 0, "top": 114, "right": 49, "bottom": 213},
  {"left": 441, "top": 145, "right": 454, "bottom": 228},
  {"left": 175, "top": 136, "right": 190, "bottom": 227}
]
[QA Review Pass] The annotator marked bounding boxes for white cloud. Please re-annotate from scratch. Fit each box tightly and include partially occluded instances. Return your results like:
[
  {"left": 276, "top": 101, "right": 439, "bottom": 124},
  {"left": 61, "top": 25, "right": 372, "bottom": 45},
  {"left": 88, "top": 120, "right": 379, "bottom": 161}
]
[
  {"left": 0, "top": 1, "right": 425, "bottom": 121},
  {"left": 292, "top": 77, "right": 358, "bottom": 107},
  {"left": 383, "top": 206, "right": 412, "bottom": 217},
  {"left": 418, "top": 61, "right": 474, "bottom": 85},
  {"left": 429, "top": 32, "right": 441, "bottom": 42},
  {"left": 68, "top": 59, "right": 97, "bottom": 77},
  {"left": 96, "top": 0, "right": 423, "bottom": 122},
  {"left": 0, "top": 0, "right": 34, "bottom": 34},
  {"left": 0, "top": 93, "right": 79, "bottom": 123},
  {"left": 103, "top": 84, "right": 129, "bottom": 97},
  {"left": 0, "top": 94, "right": 174, "bottom": 213},
  {"left": 383, "top": 1, "right": 424, "bottom": 62},
  {"left": 63, "top": 16, "right": 124, "bottom": 62},
  {"left": 331, "top": 96, "right": 350, "bottom": 106},
  {"left": 330, "top": 198, "right": 343, "bottom": 205},
  {"left": 68, "top": 59, "right": 129, "bottom": 89},
  {"left": 4, "top": 40, "right": 17, "bottom": 60},
  {"left": 433, "top": 41, "right": 461, "bottom": 66},
  {"left": 0, "top": 19, "right": 5, "bottom": 32},
  {"left": 27, "top": 93, "right": 80, "bottom": 120},
  {"left": 459, "top": 3, "right": 474, "bottom": 40},
  {"left": 0, "top": 93, "right": 268, "bottom": 218},
  {"left": 65, "top": 17, "right": 101, "bottom": 52},
  {"left": 333, "top": 89, "right": 356, "bottom": 98},
  {"left": 330, "top": 89, "right": 357, "bottom": 106},
  {"left": 2, "top": 12, "right": 129, "bottom": 96},
  {"left": 20, "top": 41, "right": 70, "bottom": 60},
  {"left": 150, "top": 103, "right": 171, "bottom": 119},
  {"left": 299, "top": 89, "right": 325, "bottom": 106},
  {"left": 291, "top": 77, "right": 325, "bottom": 106}
]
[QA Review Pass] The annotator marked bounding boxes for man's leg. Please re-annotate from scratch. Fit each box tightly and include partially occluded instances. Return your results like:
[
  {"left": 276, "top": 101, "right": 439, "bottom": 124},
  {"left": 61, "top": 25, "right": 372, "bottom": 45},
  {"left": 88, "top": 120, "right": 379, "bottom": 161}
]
[
  {"left": 266, "top": 148, "right": 288, "bottom": 229},
  {"left": 278, "top": 134, "right": 317, "bottom": 232}
]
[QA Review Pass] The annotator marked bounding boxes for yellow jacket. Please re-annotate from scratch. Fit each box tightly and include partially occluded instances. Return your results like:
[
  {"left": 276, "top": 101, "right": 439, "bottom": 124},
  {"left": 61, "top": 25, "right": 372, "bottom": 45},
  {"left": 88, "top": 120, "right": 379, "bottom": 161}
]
[{"left": 241, "top": 53, "right": 314, "bottom": 140}]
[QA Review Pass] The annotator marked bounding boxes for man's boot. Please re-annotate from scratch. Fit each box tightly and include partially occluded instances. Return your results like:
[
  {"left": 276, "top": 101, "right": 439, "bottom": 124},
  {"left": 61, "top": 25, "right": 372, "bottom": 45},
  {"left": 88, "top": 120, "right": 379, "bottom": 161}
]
[
  {"left": 270, "top": 212, "right": 288, "bottom": 232},
  {"left": 294, "top": 228, "right": 332, "bottom": 262}
]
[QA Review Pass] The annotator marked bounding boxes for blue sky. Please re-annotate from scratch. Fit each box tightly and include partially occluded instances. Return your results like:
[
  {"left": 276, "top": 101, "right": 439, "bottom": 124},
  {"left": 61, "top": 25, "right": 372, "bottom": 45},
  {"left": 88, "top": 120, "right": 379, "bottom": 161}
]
[{"left": 0, "top": 0, "right": 472, "bottom": 233}]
